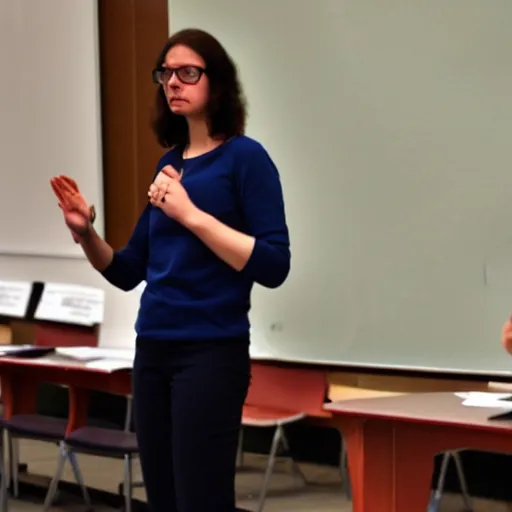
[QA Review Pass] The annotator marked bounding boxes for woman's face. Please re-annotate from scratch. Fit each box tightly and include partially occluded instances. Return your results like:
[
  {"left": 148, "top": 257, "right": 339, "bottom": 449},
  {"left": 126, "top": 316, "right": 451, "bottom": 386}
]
[{"left": 161, "top": 44, "right": 209, "bottom": 119}]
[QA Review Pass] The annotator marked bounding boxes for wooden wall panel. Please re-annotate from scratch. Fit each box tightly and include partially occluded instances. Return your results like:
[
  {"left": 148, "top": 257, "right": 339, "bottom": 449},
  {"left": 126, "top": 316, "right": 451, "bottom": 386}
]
[
  {"left": 97, "top": 0, "right": 168, "bottom": 249},
  {"left": 327, "top": 370, "right": 489, "bottom": 401}
]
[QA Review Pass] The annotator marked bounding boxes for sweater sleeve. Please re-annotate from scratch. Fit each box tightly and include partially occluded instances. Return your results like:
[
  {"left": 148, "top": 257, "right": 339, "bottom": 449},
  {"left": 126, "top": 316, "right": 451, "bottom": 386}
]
[
  {"left": 100, "top": 204, "right": 150, "bottom": 291},
  {"left": 236, "top": 142, "right": 291, "bottom": 288}
]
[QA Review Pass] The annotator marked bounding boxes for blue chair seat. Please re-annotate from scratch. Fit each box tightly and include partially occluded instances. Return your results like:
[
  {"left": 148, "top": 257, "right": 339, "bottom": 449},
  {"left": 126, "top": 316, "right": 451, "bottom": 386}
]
[
  {"left": 3, "top": 415, "right": 67, "bottom": 442},
  {"left": 66, "top": 426, "right": 138, "bottom": 457}
]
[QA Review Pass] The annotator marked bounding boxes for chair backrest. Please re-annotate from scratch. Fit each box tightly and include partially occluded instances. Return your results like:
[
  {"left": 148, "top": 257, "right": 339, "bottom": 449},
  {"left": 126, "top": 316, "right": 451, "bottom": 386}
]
[{"left": 245, "top": 361, "right": 329, "bottom": 417}]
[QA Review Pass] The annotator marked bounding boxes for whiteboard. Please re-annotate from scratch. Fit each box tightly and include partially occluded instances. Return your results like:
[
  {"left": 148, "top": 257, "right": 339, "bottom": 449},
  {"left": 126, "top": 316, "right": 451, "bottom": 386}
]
[
  {"left": 0, "top": 0, "right": 103, "bottom": 257},
  {"left": 171, "top": 0, "right": 512, "bottom": 374}
]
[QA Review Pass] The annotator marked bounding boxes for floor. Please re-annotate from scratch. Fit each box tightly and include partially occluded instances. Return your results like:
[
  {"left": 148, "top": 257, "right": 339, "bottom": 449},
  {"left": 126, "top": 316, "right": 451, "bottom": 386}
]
[{"left": 5, "top": 439, "right": 511, "bottom": 511}]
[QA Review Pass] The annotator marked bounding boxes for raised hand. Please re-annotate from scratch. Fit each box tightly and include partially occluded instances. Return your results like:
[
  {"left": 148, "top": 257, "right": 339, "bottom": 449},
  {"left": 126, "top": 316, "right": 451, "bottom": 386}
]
[
  {"left": 502, "top": 316, "right": 512, "bottom": 355},
  {"left": 50, "top": 175, "right": 94, "bottom": 242}
]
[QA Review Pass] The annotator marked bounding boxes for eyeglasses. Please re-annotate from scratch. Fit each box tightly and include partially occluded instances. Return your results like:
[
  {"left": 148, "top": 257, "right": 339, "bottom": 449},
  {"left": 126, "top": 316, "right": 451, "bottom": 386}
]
[{"left": 152, "top": 65, "right": 206, "bottom": 86}]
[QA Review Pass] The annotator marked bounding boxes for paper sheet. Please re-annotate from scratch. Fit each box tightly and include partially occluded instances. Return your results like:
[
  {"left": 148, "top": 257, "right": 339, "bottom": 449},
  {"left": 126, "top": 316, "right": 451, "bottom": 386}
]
[
  {"left": 56, "top": 346, "right": 134, "bottom": 362},
  {"left": 0, "top": 280, "right": 32, "bottom": 318},
  {"left": 458, "top": 392, "right": 512, "bottom": 409},
  {"left": 85, "top": 358, "right": 132, "bottom": 372},
  {"left": 35, "top": 283, "right": 105, "bottom": 326}
]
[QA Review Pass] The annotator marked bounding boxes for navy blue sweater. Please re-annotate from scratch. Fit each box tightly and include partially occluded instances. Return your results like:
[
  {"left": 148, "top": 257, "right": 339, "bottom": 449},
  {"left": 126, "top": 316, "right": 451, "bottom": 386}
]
[{"left": 101, "top": 136, "right": 290, "bottom": 341}]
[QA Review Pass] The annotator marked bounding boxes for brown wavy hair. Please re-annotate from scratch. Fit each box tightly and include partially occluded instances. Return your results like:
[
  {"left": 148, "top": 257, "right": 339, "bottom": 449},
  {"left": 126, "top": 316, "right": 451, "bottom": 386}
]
[{"left": 151, "top": 28, "right": 247, "bottom": 148}]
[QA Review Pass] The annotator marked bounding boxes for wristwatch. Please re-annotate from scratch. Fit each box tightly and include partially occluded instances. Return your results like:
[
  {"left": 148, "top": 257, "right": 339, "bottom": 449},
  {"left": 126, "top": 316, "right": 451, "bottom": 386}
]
[{"left": 89, "top": 205, "right": 96, "bottom": 224}]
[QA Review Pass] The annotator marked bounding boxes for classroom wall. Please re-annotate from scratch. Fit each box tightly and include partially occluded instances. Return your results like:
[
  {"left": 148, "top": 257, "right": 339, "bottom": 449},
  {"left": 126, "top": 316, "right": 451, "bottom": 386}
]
[
  {"left": 5, "top": 0, "right": 512, "bottom": 375},
  {"left": 0, "top": 0, "right": 168, "bottom": 350},
  {"left": 170, "top": 0, "right": 512, "bottom": 374},
  {"left": 0, "top": 0, "right": 104, "bottom": 258}
]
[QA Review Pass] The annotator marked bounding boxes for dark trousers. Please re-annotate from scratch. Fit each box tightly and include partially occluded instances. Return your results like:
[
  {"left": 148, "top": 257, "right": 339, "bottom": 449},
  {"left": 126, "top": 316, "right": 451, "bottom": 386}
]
[{"left": 133, "top": 337, "right": 250, "bottom": 512}]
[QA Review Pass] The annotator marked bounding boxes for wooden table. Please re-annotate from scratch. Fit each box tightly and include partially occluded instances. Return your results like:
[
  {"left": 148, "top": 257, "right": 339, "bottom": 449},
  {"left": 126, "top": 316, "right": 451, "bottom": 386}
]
[
  {"left": 326, "top": 392, "right": 512, "bottom": 512},
  {"left": 0, "top": 355, "right": 131, "bottom": 434}
]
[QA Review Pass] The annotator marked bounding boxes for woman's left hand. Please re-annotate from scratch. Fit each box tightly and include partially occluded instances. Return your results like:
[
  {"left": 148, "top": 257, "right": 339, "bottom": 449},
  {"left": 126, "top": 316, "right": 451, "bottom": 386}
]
[{"left": 148, "top": 165, "right": 199, "bottom": 226}]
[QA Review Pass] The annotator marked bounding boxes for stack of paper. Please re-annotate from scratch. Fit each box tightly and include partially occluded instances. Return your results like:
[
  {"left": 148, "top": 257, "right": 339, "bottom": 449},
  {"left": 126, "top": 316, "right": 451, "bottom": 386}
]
[
  {"left": 0, "top": 344, "right": 36, "bottom": 356},
  {"left": 55, "top": 346, "right": 134, "bottom": 372},
  {"left": 55, "top": 347, "right": 134, "bottom": 361},
  {"left": 457, "top": 392, "right": 512, "bottom": 409},
  {"left": 85, "top": 358, "right": 133, "bottom": 371},
  {"left": 56, "top": 347, "right": 105, "bottom": 361}
]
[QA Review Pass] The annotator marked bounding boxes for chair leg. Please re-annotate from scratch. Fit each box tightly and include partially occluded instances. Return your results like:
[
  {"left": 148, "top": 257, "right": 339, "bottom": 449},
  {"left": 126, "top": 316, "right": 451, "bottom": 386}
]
[
  {"left": 123, "top": 454, "right": 133, "bottom": 512},
  {"left": 43, "top": 441, "right": 67, "bottom": 512},
  {"left": 124, "top": 396, "right": 133, "bottom": 433},
  {"left": 280, "top": 427, "right": 307, "bottom": 485},
  {"left": 8, "top": 436, "right": 18, "bottom": 499},
  {"left": 236, "top": 427, "right": 244, "bottom": 469},
  {"left": 428, "top": 451, "right": 473, "bottom": 512},
  {"left": 0, "top": 445, "right": 8, "bottom": 512},
  {"left": 1, "top": 432, "right": 8, "bottom": 492},
  {"left": 452, "top": 452, "right": 473, "bottom": 511},
  {"left": 339, "top": 437, "right": 351, "bottom": 500},
  {"left": 428, "top": 452, "right": 452, "bottom": 512},
  {"left": 256, "top": 426, "right": 282, "bottom": 512},
  {"left": 68, "top": 448, "right": 92, "bottom": 509}
]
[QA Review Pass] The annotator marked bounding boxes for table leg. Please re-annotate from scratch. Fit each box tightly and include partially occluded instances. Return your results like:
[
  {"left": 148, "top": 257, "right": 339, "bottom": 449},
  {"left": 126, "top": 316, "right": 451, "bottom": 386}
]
[
  {"left": 337, "top": 417, "right": 435, "bottom": 512},
  {"left": 67, "top": 386, "right": 90, "bottom": 435},
  {"left": 0, "top": 370, "right": 38, "bottom": 417}
]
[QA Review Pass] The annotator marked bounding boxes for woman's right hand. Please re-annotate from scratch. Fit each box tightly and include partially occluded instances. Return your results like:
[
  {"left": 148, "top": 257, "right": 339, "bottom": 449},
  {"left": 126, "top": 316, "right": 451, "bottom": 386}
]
[
  {"left": 50, "top": 175, "right": 93, "bottom": 242},
  {"left": 501, "top": 315, "right": 512, "bottom": 355},
  {"left": 149, "top": 165, "right": 182, "bottom": 203}
]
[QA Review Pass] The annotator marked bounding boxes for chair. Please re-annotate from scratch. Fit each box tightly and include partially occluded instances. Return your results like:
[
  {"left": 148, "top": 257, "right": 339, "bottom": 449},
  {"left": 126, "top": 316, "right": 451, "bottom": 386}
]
[
  {"left": 428, "top": 451, "right": 472, "bottom": 511},
  {"left": 238, "top": 362, "right": 330, "bottom": 512},
  {"left": 1, "top": 405, "right": 87, "bottom": 502},
  {"left": 0, "top": 417, "right": 9, "bottom": 512},
  {"left": 43, "top": 395, "right": 138, "bottom": 512},
  {"left": 1, "top": 323, "right": 99, "bottom": 499}
]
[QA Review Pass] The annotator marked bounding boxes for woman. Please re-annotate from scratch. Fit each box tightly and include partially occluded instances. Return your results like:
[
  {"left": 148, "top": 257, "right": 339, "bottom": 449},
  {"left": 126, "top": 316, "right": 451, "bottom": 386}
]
[{"left": 50, "top": 28, "right": 290, "bottom": 511}]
